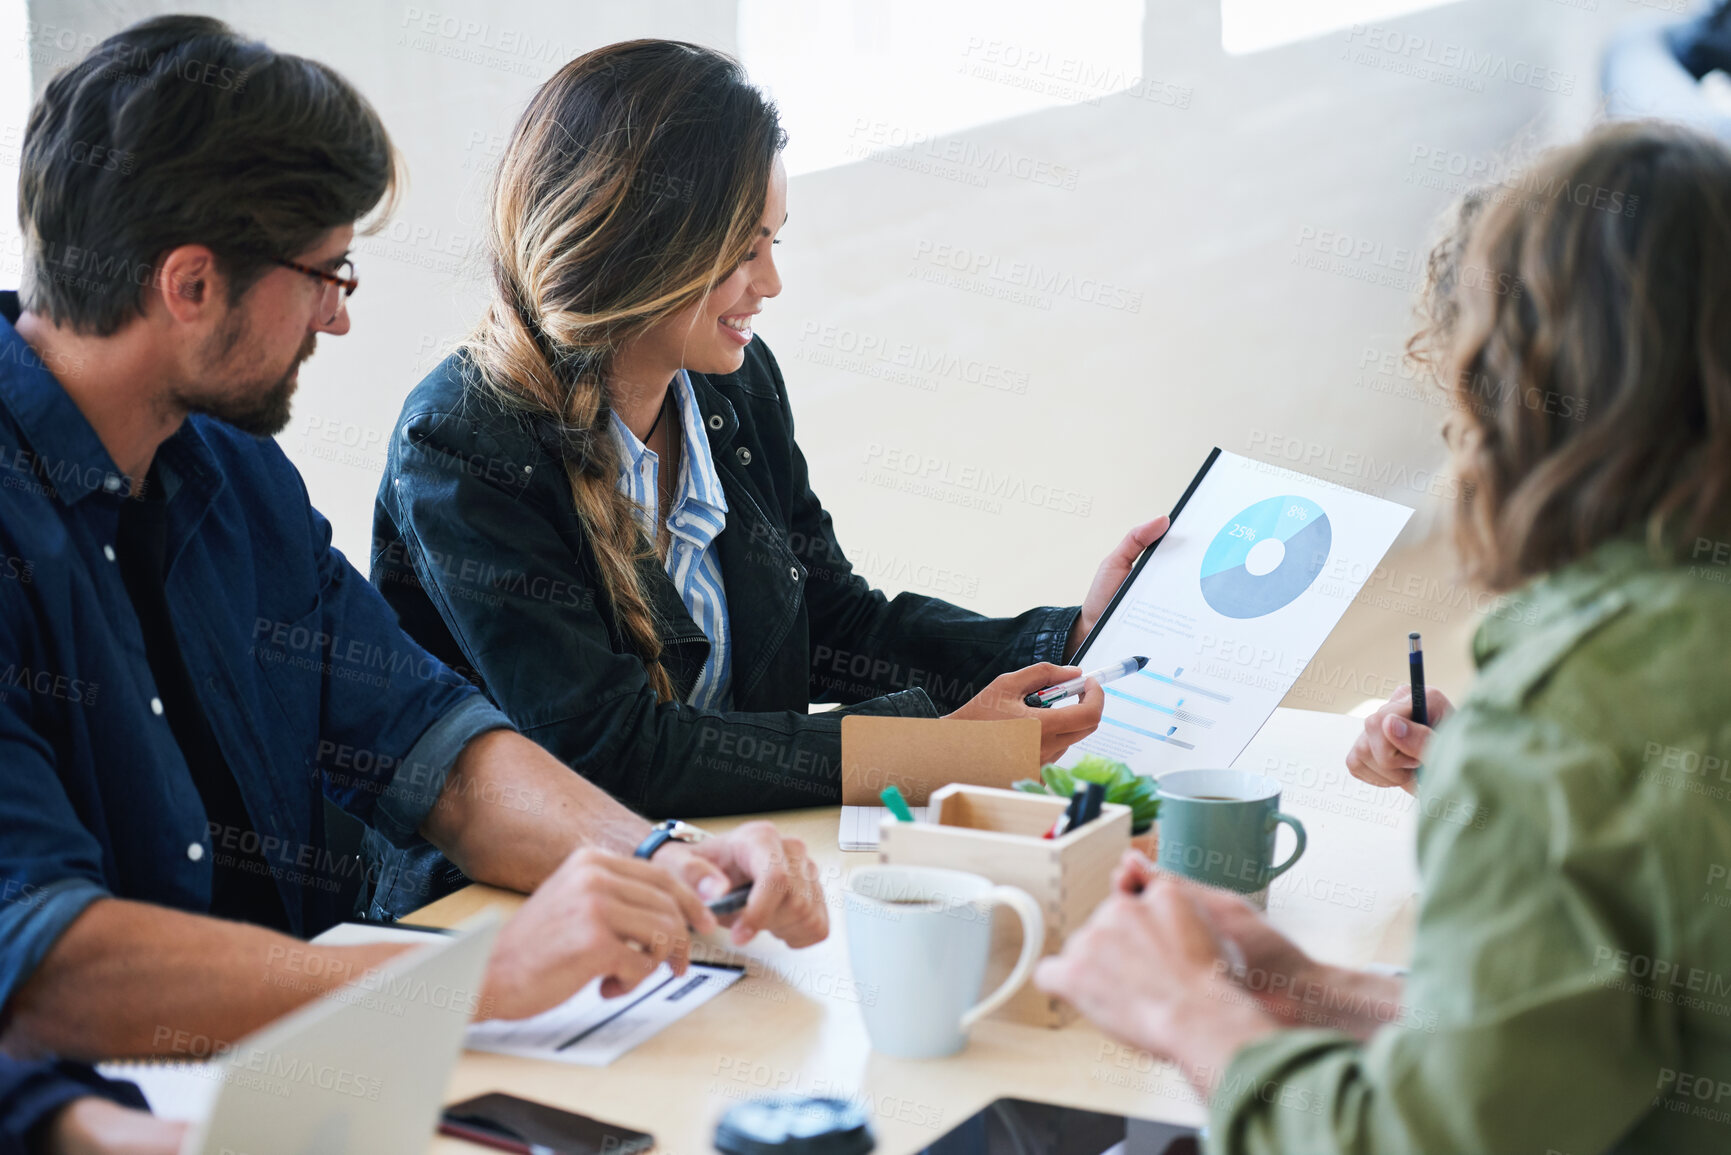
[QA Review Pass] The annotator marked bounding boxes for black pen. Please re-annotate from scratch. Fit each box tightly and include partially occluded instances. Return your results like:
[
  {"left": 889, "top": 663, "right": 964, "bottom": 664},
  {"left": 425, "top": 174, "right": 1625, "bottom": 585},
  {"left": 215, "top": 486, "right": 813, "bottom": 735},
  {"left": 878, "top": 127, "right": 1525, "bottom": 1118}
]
[
  {"left": 1408, "top": 632, "right": 1428, "bottom": 728},
  {"left": 1074, "top": 781, "right": 1106, "bottom": 828},
  {"left": 1045, "top": 791, "right": 1086, "bottom": 839}
]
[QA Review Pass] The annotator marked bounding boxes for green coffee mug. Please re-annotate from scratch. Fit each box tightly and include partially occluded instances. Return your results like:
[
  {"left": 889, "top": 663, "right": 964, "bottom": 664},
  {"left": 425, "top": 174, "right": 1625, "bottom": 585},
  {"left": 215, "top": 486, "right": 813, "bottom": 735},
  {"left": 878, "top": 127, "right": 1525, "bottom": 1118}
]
[{"left": 1154, "top": 769, "right": 1306, "bottom": 901}]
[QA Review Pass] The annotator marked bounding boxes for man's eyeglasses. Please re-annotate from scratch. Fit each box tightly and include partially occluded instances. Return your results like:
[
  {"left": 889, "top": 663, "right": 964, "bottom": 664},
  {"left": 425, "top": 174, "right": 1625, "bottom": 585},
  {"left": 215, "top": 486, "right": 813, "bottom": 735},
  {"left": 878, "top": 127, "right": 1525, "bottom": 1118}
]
[{"left": 275, "top": 256, "right": 359, "bottom": 320}]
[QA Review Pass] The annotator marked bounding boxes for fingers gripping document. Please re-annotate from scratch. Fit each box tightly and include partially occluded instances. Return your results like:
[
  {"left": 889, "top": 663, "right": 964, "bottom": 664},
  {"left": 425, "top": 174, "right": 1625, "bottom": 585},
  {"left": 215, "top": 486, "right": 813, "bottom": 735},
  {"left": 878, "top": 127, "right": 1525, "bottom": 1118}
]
[
  {"left": 1061, "top": 448, "right": 1412, "bottom": 776},
  {"left": 834, "top": 451, "right": 1408, "bottom": 850}
]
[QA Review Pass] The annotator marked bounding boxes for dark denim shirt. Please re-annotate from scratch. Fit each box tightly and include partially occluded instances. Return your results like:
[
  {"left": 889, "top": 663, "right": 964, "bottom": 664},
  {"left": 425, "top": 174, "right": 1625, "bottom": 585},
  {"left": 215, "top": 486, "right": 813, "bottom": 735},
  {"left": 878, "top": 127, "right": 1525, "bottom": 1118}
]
[
  {"left": 0, "top": 1056, "right": 144, "bottom": 1154},
  {"left": 0, "top": 293, "right": 509, "bottom": 1009}
]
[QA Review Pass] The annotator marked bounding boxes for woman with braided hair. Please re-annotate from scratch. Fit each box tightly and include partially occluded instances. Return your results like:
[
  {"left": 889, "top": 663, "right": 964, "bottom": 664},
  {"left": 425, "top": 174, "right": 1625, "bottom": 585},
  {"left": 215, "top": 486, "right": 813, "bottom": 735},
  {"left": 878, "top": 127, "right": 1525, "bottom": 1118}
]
[{"left": 365, "top": 40, "right": 1163, "bottom": 916}]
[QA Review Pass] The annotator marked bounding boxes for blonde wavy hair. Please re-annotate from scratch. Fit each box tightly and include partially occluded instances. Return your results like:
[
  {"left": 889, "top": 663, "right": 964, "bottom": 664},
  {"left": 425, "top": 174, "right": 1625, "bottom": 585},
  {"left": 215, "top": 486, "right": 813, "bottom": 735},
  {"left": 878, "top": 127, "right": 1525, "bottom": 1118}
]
[
  {"left": 465, "top": 40, "right": 785, "bottom": 699},
  {"left": 1411, "top": 122, "right": 1731, "bottom": 591}
]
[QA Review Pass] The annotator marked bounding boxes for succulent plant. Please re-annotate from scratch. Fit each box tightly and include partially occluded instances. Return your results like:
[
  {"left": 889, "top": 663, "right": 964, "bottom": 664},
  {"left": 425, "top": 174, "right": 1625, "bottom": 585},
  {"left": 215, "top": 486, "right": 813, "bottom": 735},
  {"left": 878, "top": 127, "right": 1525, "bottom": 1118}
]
[{"left": 1013, "top": 754, "right": 1158, "bottom": 834}]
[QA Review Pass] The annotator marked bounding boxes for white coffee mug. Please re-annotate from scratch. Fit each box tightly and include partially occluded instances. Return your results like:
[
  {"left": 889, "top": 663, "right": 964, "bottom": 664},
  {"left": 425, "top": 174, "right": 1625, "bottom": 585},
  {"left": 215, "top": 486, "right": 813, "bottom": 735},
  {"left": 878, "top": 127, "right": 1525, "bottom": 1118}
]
[{"left": 843, "top": 865, "right": 1044, "bottom": 1059}]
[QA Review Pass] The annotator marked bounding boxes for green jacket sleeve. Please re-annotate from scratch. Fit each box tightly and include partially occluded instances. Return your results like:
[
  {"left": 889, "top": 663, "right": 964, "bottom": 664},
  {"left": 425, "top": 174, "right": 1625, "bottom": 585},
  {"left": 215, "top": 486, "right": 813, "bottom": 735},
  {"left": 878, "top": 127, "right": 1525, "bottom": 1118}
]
[{"left": 1207, "top": 704, "right": 1679, "bottom": 1155}]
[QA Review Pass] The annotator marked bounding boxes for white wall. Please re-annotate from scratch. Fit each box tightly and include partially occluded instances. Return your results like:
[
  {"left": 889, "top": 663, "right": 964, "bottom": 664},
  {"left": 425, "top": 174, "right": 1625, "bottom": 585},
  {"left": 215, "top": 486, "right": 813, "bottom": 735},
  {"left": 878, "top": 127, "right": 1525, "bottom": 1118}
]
[
  {"left": 2, "top": 0, "right": 31, "bottom": 277},
  {"left": 18, "top": 0, "right": 1645, "bottom": 705}
]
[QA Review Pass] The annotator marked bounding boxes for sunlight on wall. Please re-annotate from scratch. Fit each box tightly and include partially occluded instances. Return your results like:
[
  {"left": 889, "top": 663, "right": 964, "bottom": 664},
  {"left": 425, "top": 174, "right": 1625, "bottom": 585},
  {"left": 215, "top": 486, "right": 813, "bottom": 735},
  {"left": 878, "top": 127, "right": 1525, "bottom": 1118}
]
[
  {"left": 738, "top": 0, "right": 1142, "bottom": 177},
  {"left": 1222, "top": 0, "right": 1461, "bottom": 55}
]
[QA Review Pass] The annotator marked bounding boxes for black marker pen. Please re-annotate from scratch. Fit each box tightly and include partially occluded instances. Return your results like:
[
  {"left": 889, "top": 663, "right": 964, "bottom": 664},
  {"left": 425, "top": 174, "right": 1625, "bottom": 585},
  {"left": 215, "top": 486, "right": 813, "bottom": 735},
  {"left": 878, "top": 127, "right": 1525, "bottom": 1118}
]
[{"left": 1409, "top": 632, "right": 1428, "bottom": 728}]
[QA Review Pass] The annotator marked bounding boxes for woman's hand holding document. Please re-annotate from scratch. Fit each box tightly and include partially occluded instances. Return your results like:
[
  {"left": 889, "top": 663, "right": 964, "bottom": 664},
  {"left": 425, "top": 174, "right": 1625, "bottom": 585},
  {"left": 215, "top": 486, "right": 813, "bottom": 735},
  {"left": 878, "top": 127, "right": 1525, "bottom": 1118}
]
[{"left": 1057, "top": 449, "right": 1413, "bottom": 778}]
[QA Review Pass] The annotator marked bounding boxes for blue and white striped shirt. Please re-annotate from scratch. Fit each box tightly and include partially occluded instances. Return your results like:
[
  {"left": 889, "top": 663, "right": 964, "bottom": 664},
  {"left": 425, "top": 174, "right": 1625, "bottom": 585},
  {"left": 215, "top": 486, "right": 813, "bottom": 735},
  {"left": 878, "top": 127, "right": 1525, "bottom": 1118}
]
[{"left": 611, "top": 370, "right": 733, "bottom": 710}]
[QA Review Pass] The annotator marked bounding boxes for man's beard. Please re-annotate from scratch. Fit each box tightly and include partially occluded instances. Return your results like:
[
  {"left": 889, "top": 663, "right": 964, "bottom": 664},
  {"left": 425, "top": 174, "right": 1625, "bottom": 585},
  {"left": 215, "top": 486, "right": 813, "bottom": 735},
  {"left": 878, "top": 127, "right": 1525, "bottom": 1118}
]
[{"left": 185, "top": 313, "right": 317, "bottom": 437}]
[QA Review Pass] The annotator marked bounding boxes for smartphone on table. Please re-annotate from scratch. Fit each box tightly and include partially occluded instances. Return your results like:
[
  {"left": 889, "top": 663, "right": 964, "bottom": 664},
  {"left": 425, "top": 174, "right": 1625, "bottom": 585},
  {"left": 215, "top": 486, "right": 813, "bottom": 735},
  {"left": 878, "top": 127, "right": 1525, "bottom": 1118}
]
[{"left": 441, "top": 1092, "right": 654, "bottom": 1155}]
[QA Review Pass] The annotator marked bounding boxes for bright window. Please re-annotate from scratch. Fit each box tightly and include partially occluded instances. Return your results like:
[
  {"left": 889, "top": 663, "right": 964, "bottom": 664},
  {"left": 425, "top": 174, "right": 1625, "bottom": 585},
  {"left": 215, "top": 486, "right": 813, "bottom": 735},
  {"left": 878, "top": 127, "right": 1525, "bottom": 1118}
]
[
  {"left": 1222, "top": 0, "right": 1461, "bottom": 55},
  {"left": 738, "top": 0, "right": 1143, "bottom": 177}
]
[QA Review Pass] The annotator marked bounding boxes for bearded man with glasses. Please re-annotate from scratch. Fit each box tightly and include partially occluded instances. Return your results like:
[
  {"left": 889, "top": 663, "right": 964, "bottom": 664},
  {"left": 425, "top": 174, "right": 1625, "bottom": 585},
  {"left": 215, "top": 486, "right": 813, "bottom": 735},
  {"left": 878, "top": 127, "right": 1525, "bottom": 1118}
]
[{"left": 0, "top": 15, "right": 828, "bottom": 1115}]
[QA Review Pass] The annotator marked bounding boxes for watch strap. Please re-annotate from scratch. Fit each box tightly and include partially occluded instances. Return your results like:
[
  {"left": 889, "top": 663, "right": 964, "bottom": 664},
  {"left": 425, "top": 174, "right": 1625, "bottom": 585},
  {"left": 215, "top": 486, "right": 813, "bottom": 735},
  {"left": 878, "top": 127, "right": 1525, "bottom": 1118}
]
[{"left": 634, "top": 821, "right": 677, "bottom": 860}]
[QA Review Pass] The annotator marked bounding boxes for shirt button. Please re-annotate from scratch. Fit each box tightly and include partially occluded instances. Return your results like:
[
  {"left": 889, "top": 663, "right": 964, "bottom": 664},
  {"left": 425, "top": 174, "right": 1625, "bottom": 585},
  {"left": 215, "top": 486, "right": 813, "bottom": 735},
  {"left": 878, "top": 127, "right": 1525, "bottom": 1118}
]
[
  {"left": 186, "top": 842, "right": 204, "bottom": 862},
  {"left": 789, "top": 565, "right": 800, "bottom": 581},
  {"left": 102, "top": 475, "right": 122, "bottom": 493},
  {"left": 708, "top": 415, "right": 724, "bottom": 431},
  {"left": 150, "top": 697, "right": 164, "bottom": 715},
  {"left": 736, "top": 447, "right": 752, "bottom": 465},
  {"left": 103, "top": 545, "right": 116, "bottom": 562}
]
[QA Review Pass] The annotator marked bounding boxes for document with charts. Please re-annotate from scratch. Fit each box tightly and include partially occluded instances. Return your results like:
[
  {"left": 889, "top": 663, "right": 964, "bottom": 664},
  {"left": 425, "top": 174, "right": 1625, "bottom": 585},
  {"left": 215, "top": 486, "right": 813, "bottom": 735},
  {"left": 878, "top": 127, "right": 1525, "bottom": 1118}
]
[{"left": 1059, "top": 448, "right": 1412, "bottom": 778}]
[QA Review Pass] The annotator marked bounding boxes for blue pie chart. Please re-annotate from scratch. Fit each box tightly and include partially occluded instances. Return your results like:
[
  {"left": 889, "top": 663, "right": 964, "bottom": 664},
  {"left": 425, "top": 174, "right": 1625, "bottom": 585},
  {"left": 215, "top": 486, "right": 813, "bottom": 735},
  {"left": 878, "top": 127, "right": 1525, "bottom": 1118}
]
[{"left": 1200, "top": 496, "right": 1332, "bottom": 619}]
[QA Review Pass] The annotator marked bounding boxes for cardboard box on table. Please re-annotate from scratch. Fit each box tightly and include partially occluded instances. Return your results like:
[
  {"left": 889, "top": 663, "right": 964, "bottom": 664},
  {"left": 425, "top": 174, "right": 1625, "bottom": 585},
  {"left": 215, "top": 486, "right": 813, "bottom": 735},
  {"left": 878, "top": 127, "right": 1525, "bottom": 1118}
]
[{"left": 841, "top": 717, "right": 1131, "bottom": 1028}]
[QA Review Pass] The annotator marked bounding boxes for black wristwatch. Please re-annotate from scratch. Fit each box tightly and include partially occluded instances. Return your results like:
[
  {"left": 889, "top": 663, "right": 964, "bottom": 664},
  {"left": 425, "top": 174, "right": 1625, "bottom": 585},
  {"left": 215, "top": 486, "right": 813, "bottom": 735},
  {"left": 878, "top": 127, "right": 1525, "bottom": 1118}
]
[{"left": 634, "top": 819, "right": 708, "bottom": 860}]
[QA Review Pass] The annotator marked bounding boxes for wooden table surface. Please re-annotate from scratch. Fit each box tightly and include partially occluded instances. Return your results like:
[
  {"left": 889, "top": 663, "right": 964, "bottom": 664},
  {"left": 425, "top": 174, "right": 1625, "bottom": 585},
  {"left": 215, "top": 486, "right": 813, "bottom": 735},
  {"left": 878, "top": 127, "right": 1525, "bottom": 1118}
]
[{"left": 419, "top": 708, "right": 1419, "bottom": 1155}]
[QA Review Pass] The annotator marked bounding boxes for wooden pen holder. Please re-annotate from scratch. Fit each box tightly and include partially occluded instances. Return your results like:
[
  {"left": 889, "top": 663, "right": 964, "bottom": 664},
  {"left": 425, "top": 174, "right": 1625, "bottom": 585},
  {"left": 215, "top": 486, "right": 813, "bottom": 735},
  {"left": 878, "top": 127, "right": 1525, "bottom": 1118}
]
[{"left": 877, "top": 784, "right": 1131, "bottom": 1028}]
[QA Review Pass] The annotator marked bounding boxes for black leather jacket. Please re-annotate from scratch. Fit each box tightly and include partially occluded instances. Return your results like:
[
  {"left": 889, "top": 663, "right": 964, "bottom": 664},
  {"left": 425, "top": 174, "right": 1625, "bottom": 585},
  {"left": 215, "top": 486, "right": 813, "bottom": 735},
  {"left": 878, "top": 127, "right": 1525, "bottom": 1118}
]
[{"left": 362, "top": 339, "right": 1075, "bottom": 913}]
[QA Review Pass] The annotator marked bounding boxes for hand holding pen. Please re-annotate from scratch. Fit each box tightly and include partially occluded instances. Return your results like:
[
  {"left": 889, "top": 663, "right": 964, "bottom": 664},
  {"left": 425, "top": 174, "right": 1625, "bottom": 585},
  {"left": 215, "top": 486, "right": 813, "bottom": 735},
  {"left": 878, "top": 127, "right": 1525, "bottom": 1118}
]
[
  {"left": 946, "top": 663, "right": 1105, "bottom": 764},
  {"left": 1344, "top": 634, "right": 1454, "bottom": 795},
  {"left": 1024, "top": 656, "right": 1148, "bottom": 707}
]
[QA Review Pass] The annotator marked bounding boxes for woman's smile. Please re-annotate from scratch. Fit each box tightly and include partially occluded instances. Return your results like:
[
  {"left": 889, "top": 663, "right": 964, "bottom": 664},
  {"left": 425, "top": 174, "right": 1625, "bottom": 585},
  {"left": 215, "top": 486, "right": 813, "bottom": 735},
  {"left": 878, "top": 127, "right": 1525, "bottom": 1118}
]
[{"left": 719, "top": 311, "right": 757, "bottom": 345}]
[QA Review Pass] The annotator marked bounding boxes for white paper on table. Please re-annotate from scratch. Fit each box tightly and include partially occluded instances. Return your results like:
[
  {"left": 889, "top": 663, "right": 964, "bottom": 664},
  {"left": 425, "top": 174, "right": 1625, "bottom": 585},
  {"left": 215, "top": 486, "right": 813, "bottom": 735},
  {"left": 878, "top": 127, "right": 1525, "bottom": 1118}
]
[
  {"left": 1061, "top": 449, "right": 1413, "bottom": 778},
  {"left": 314, "top": 921, "right": 743, "bottom": 1065},
  {"left": 838, "top": 803, "right": 929, "bottom": 851},
  {"left": 309, "top": 921, "right": 452, "bottom": 947},
  {"left": 465, "top": 963, "right": 743, "bottom": 1066},
  {"left": 94, "top": 1060, "right": 222, "bottom": 1121}
]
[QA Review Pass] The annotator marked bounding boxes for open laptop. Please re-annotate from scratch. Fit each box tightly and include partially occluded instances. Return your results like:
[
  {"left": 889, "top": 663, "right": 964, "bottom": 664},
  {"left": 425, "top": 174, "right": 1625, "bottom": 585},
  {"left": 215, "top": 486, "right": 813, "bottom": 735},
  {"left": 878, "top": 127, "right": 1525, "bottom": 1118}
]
[{"left": 103, "top": 912, "right": 498, "bottom": 1155}]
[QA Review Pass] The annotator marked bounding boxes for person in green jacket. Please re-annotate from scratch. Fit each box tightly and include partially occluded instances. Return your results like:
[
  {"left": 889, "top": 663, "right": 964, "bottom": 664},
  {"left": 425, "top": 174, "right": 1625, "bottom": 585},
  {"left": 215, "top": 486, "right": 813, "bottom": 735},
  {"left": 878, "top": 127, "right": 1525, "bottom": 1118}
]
[{"left": 1035, "top": 120, "right": 1731, "bottom": 1154}]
